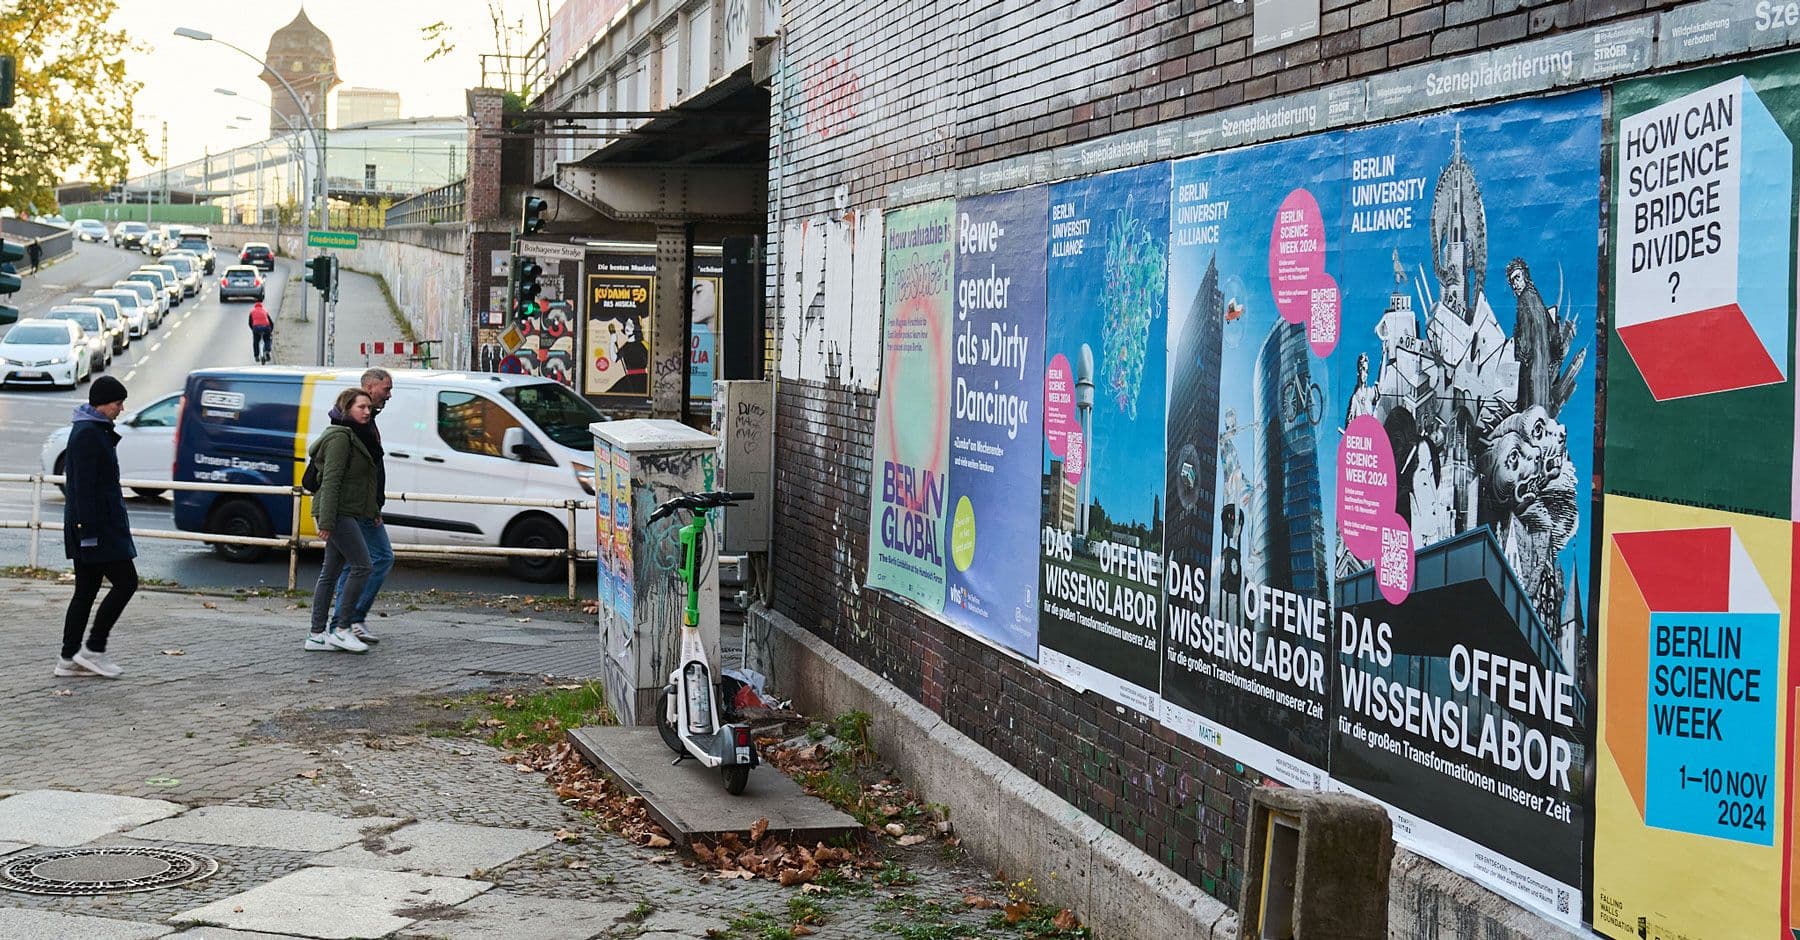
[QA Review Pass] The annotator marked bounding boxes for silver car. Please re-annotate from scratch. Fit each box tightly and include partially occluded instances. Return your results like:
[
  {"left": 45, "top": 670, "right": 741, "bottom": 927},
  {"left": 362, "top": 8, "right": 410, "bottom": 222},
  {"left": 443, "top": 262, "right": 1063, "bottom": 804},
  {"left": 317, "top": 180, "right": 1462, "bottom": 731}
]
[
  {"left": 158, "top": 256, "right": 201, "bottom": 296},
  {"left": 93, "top": 288, "right": 154, "bottom": 335},
  {"left": 43, "top": 306, "right": 114, "bottom": 371},
  {"left": 124, "top": 271, "right": 175, "bottom": 315},
  {"left": 135, "top": 267, "right": 182, "bottom": 307},
  {"left": 111, "top": 279, "right": 166, "bottom": 323},
  {"left": 72, "top": 295, "right": 136, "bottom": 340}
]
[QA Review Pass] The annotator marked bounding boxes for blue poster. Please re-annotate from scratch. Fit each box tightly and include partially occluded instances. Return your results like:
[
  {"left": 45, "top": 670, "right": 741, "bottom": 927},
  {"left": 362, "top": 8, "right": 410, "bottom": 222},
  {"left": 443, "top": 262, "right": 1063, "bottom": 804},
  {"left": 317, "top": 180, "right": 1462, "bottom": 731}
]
[
  {"left": 944, "top": 187, "right": 1048, "bottom": 657},
  {"left": 1038, "top": 162, "right": 1169, "bottom": 714},
  {"left": 1160, "top": 135, "right": 1341, "bottom": 787}
]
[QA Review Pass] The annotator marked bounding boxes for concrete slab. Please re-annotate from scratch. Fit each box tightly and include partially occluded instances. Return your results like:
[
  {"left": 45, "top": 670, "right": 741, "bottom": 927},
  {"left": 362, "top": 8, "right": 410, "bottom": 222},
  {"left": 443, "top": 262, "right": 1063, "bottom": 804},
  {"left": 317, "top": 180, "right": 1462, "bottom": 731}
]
[
  {"left": 0, "top": 908, "right": 172, "bottom": 938},
  {"left": 166, "top": 929, "right": 309, "bottom": 939},
  {"left": 125, "top": 806, "right": 403, "bottom": 853},
  {"left": 635, "top": 909, "right": 730, "bottom": 936},
  {"left": 0, "top": 790, "right": 184, "bottom": 847},
  {"left": 0, "top": 841, "right": 28, "bottom": 857},
  {"left": 310, "top": 820, "right": 555, "bottom": 877},
  {"left": 398, "top": 892, "right": 638, "bottom": 938},
  {"left": 566, "top": 727, "right": 859, "bottom": 847},
  {"left": 170, "top": 866, "right": 490, "bottom": 939}
]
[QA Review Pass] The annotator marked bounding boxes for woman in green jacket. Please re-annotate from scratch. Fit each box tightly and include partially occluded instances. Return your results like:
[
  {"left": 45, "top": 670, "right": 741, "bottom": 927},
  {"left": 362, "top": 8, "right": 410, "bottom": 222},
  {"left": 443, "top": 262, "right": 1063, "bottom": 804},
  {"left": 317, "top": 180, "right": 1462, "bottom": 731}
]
[{"left": 306, "top": 387, "right": 380, "bottom": 653}]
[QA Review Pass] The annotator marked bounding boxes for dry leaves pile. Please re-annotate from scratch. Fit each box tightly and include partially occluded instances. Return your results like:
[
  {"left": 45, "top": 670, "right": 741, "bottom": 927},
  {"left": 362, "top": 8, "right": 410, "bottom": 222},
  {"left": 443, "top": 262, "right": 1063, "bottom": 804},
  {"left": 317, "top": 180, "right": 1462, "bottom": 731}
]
[
  {"left": 517, "top": 740, "right": 672, "bottom": 848},
  {"left": 689, "top": 816, "right": 874, "bottom": 886}
]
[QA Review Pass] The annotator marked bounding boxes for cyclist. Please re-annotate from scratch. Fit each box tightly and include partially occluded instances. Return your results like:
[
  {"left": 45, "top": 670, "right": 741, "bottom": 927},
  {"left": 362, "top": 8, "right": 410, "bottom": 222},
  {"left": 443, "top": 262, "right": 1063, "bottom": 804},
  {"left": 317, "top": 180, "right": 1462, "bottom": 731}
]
[{"left": 247, "top": 301, "right": 274, "bottom": 364}]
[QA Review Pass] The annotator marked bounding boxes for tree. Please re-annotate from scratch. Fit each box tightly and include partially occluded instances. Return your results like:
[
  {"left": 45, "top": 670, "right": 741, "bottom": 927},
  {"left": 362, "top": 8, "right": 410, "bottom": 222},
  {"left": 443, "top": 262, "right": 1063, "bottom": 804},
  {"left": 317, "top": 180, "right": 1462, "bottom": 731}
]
[{"left": 0, "top": 1, "right": 148, "bottom": 213}]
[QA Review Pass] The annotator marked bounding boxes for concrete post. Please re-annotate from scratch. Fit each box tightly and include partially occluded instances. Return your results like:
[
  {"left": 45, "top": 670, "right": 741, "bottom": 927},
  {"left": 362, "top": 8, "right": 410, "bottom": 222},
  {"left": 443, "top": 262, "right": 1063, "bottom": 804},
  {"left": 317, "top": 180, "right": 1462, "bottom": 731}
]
[{"left": 1238, "top": 787, "right": 1393, "bottom": 940}]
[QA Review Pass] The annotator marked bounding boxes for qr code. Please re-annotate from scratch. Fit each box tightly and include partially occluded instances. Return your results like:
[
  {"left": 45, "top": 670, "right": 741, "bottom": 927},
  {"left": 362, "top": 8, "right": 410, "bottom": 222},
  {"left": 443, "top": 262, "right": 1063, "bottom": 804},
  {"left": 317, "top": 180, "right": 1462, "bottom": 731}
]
[
  {"left": 1379, "top": 526, "right": 1408, "bottom": 590},
  {"left": 1556, "top": 888, "right": 1571, "bottom": 914},
  {"left": 1309, "top": 287, "right": 1338, "bottom": 345}
]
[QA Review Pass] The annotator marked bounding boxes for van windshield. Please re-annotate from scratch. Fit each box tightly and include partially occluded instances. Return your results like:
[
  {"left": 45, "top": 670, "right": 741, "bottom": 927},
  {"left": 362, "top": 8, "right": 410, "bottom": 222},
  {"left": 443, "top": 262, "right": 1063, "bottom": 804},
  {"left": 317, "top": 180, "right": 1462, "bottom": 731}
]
[{"left": 501, "top": 382, "right": 603, "bottom": 449}]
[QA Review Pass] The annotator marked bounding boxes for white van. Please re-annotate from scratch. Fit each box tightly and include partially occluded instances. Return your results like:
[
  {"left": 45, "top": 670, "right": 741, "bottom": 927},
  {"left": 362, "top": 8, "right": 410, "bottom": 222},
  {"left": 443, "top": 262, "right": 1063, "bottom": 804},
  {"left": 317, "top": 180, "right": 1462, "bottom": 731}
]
[{"left": 173, "top": 368, "right": 606, "bottom": 581}]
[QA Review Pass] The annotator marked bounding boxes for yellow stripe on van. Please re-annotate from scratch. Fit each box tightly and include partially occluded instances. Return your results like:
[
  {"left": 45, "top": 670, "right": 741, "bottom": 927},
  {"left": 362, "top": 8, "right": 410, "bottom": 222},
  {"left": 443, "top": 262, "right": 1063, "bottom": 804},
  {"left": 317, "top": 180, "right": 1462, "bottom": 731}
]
[{"left": 294, "top": 373, "right": 320, "bottom": 538}]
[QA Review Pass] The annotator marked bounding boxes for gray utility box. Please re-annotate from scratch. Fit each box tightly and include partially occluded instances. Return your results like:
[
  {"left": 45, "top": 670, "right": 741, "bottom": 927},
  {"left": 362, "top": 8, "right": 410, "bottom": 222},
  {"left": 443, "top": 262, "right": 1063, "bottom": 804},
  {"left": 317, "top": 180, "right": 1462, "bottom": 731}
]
[
  {"left": 590, "top": 418, "right": 721, "bottom": 728},
  {"left": 1238, "top": 787, "right": 1393, "bottom": 940},
  {"left": 711, "top": 380, "right": 773, "bottom": 554}
]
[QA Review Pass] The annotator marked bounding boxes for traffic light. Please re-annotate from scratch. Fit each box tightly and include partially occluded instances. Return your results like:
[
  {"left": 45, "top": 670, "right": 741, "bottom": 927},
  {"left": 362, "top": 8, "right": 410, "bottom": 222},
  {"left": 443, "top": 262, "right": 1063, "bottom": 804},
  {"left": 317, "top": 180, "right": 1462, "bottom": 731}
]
[
  {"left": 304, "top": 254, "right": 335, "bottom": 296},
  {"left": 0, "top": 239, "right": 21, "bottom": 324},
  {"left": 520, "top": 195, "right": 547, "bottom": 236},
  {"left": 0, "top": 55, "right": 13, "bottom": 110}
]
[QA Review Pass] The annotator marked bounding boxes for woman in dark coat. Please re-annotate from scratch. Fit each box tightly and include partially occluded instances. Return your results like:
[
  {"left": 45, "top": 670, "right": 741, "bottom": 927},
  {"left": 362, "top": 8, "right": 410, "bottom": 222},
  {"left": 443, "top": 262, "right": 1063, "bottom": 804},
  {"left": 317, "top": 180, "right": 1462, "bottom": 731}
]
[{"left": 59, "top": 375, "right": 136, "bottom": 679}]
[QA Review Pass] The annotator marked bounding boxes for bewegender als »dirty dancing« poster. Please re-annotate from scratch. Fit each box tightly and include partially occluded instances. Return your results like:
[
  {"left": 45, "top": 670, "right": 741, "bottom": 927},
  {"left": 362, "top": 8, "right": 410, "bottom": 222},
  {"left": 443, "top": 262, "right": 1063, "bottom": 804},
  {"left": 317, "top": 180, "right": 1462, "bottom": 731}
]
[
  {"left": 1158, "top": 136, "right": 1337, "bottom": 788},
  {"left": 1328, "top": 91, "right": 1600, "bottom": 929},
  {"left": 943, "top": 187, "right": 1048, "bottom": 657},
  {"left": 1038, "top": 163, "right": 1170, "bottom": 714}
]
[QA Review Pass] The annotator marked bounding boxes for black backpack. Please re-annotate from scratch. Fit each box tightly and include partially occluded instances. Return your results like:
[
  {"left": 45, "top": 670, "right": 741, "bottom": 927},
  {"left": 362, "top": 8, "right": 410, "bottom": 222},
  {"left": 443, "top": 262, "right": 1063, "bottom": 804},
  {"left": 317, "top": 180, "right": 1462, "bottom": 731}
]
[{"left": 300, "top": 428, "right": 345, "bottom": 494}]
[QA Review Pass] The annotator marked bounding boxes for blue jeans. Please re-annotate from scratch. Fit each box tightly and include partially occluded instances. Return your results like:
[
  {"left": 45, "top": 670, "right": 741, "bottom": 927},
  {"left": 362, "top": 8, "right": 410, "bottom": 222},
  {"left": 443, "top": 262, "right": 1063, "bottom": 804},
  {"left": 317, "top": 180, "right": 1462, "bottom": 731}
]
[{"left": 333, "top": 516, "right": 392, "bottom": 624}]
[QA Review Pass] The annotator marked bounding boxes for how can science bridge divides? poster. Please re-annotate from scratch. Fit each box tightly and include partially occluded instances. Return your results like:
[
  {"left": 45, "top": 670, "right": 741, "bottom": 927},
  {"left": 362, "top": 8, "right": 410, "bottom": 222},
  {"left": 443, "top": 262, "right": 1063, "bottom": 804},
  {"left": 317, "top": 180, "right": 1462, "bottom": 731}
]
[
  {"left": 1596, "top": 53, "right": 1800, "bottom": 940},
  {"left": 1037, "top": 163, "right": 1170, "bottom": 716}
]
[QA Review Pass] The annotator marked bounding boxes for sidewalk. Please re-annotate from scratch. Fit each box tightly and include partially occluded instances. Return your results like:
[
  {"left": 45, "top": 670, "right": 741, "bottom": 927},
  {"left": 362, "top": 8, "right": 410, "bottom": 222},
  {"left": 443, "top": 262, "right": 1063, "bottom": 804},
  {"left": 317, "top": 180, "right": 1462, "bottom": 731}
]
[
  {"left": 0, "top": 578, "right": 1015, "bottom": 939},
  {"left": 270, "top": 261, "right": 414, "bottom": 373}
]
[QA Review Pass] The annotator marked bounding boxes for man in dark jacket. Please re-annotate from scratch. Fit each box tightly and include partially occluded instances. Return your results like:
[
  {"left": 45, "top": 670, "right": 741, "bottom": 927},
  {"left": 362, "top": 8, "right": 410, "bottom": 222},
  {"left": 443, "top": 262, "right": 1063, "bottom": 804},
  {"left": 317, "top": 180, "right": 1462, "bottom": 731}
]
[
  {"left": 333, "top": 368, "right": 394, "bottom": 644},
  {"left": 59, "top": 375, "right": 136, "bottom": 678}
]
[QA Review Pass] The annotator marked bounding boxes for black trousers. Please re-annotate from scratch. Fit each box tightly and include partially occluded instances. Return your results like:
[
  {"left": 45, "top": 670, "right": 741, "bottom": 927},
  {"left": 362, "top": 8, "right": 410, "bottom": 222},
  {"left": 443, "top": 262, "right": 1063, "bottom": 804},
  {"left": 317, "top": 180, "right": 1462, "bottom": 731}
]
[{"left": 63, "top": 558, "right": 138, "bottom": 659}]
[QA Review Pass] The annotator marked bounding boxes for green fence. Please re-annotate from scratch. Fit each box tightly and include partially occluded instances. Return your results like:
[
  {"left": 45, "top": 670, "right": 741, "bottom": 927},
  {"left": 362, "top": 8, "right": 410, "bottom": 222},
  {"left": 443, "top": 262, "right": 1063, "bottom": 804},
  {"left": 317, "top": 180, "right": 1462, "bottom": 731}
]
[{"left": 60, "top": 203, "right": 224, "bottom": 225}]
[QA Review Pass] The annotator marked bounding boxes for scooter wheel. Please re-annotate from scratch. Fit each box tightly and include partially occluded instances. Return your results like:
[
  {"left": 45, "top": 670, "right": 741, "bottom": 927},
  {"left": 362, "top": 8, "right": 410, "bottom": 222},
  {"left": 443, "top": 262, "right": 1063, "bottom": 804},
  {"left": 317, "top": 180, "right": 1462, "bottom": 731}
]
[
  {"left": 656, "top": 690, "right": 686, "bottom": 756},
  {"left": 723, "top": 765, "right": 750, "bottom": 795}
]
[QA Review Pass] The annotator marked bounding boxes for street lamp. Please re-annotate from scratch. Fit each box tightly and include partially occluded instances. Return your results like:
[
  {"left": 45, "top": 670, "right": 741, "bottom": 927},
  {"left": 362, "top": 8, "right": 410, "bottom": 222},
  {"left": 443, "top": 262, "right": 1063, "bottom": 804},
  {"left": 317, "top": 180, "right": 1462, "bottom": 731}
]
[{"left": 179, "top": 26, "right": 330, "bottom": 349}]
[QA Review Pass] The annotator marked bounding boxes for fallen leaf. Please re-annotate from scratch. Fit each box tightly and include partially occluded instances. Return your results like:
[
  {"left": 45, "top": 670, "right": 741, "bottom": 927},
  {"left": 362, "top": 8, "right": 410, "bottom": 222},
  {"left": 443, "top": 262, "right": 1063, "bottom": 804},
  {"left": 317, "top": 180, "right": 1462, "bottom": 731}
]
[
  {"left": 566, "top": 860, "right": 590, "bottom": 870},
  {"left": 553, "top": 828, "right": 581, "bottom": 842},
  {"left": 963, "top": 895, "right": 997, "bottom": 909},
  {"left": 792, "top": 927, "right": 814, "bottom": 937},
  {"left": 555, "top": 683, "right": 582, "bottom": 690},
  {"left": 1052, "top": 909, "right": 1079, "bottom": 930},
  {"left": 648, "top": 856, "right": 672, "bottom": 864},
  {"left": 51, "top": 689, "right": 73, "bottom": 697},
  {"left": 897, "top": 834, "right": 927, "bottom": 847},
  {"left": 1004, "top": 901, "right": 1031, "bottom": 924},
  {"left": 721, "top": 869, "right": 756, "bottom": 880},
  {"left": 201, "top": 601, "right": 218, "bottom": 609},
  {"left": 160, "top": 649, "right": 185, "bottom": 656},
  {"left": 297, "top": 769, "right": 320, "bottom": 779},
  {"left": 801, "top": 883, "right": 830, "bottom": 895},
  {"left": 749, "top": 818, "right": 769, "bottom": 842},
  {"left": 516, "top": 764, "right": 537, "bottom": 773},
  {"left": 645, "top": 834, "right": 672, "bottom": 848},
  {"left": 883, "top": 823, "right": 905, "bottom": 837},
  {"left": 515, "top": 617, "right": 532, "bottom": 623}
]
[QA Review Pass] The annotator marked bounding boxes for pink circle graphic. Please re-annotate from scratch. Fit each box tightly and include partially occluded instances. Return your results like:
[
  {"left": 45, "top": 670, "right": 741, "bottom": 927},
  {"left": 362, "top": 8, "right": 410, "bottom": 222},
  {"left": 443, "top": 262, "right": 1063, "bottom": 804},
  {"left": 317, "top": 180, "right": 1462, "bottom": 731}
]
[
  {"left": 1044, "top": 353, "right": 1077, "bottom": 459},
  {"left": 1338, "top": 415, "right": 1398, "bottom": 562},
  {"left": 1268, "top": 188, "right": 1338, "bottom": 354}
]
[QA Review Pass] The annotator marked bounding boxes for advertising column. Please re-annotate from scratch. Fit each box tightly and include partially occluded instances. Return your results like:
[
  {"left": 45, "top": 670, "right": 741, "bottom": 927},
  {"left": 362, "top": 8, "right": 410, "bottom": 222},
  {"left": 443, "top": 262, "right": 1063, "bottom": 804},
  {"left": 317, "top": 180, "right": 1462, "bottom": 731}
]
[{"left": 1038, "top": 163, "right": 1170, "bottom": 714}]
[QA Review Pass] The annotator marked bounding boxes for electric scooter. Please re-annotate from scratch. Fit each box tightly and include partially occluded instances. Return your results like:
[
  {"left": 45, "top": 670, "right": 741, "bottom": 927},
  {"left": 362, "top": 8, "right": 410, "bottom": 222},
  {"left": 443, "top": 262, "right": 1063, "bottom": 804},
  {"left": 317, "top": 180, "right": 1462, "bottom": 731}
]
[{"left": 648, "top": 490, "right": 759, "bottom": 794}]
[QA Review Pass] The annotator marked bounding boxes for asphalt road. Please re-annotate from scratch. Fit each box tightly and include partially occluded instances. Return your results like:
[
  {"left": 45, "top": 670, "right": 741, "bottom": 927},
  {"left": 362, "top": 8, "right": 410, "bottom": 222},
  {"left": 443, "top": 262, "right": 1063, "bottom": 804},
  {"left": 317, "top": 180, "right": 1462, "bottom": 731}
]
[{"left": 0, "top": 241, "right": 598, "bottom": 598}]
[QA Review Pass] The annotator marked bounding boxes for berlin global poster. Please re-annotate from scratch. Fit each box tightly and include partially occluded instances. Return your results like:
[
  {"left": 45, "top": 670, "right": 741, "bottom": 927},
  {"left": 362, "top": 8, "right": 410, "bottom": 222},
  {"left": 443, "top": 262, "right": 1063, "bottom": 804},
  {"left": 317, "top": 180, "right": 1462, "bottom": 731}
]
[
  {"left": 1038, "top": 163, "right": 1170, "bottom": 714},
  {"left": 1326, "top": 91, "right": 1600, "bottom": 930},
  {"left": 1595, "top": 55, "right": 1800, "bottom": 940},
  {"left": 943, "top": 187, "right": 1048, "bottom": 657},
  {"left": 866, "top": 200, "right": 956, "bottom": 612},
  {"left": 1158, "top": 134, "right": 1338, "bottom": 790}
]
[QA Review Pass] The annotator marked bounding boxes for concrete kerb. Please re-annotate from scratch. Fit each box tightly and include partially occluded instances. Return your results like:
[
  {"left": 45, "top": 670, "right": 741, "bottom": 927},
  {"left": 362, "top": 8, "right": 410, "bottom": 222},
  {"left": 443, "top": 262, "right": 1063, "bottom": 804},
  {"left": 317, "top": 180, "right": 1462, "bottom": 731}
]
[{"left": 751, "top": 605, "right": 1236, "bottom": 940}]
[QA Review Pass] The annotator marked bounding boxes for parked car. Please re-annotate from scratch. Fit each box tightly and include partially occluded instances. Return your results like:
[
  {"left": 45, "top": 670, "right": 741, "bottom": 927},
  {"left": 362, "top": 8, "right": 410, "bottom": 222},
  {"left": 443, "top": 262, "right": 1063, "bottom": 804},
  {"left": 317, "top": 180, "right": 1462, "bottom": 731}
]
[
  {"left": 42, "top": 306, "right": 114, "bottom": 371},
  {"left": 144, "top": 263, "right": 191, "bottom": 301},
  {"left": 239, "top": 242, "right": 275, "bottom": 270},
  {"left": 82, "top": 300, "right": 130, "bottom": 353},
  {"left": 175, "top": 229, "right": 216, "bottom": 272},
  {"left": 72, "top": 219, "right": 108, "bottom": 242},
  {"left": 172, "top": 368, "right": 604, "bottom": 580},
  {"left": 0, "top": 319, "right": 91, "bottom": 388},
  {"left": 161, "top": 253, "right": 203, "bottom": 295},
  {"left": 127, "top": 268, "right": 180, "bottom": 311},
  {"left": 92, "top": 288, "right": 155, "bottom": 336},
  {"left": 72, "top": 295, "right": 137, "bottom": 340},
  {"left": 113, "top": 221, "right": 149, "bottom": 251},
  {"left": 218, "top": 264, "right": 266, "bottom": 303},
  {"left": 41, "top": 390, "right": 183, "bottom": 498},
  {"left": 111, "top": 279, "right": 166, "bottom": 325}
]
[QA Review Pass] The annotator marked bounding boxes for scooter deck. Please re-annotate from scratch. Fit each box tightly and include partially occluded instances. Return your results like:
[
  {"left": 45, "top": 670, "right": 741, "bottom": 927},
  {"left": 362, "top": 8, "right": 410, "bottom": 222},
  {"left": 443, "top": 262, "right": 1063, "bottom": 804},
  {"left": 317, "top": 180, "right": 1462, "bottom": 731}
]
[{"left": 566, "top": 725, "right": 861, "bottom": 847}]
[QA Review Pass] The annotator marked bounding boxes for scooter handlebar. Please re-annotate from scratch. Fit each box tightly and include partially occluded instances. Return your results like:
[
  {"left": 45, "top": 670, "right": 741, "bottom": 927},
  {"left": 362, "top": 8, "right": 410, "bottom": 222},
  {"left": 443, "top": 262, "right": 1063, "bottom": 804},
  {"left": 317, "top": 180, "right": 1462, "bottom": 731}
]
[{"left": 648, "top": 490, "right": 757, "bottom": 522}]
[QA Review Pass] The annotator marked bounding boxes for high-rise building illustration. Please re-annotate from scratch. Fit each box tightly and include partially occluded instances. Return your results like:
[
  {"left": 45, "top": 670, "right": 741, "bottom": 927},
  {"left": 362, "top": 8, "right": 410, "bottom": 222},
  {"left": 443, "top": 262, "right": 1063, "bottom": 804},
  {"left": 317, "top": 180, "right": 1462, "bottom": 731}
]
[
  {"left": 1168, "top": 256, "right": 1225, "bottom": 593},
  {"left": 1074, "top": 343, "right": 1095, "bottom": 537},
  {"left": 261, "top": 8, "right": 341, "bottom": 138},
  {"left": 1251, "top": 320, "right": 1327, "bottom": 602}
]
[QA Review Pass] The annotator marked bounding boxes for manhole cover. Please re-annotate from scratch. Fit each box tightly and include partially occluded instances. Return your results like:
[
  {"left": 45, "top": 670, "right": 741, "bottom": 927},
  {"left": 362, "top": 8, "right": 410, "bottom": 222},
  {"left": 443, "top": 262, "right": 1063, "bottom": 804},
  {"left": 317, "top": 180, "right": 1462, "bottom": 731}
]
[{"left": 0, "top": 847, "right": 218, "bottom": 895}]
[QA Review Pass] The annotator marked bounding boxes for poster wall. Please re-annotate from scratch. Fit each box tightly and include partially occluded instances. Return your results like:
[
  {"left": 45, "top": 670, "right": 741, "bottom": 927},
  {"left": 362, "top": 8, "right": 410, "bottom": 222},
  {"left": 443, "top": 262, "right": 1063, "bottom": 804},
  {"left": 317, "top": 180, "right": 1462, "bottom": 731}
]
[
  {"left": 1595, "top": 55, "right": 1800, "bottom": 940},
  {"left": 585, "top": 255, "right": 656, "bottom": 400},
  {"left": 1159, "top": 134, "right": 1338, "bottom": 789},
  {"left": 1037, "top": 163, "right": 1170, "bottom": 715},
  {"left": 509, "top": 249, "right": 579, "bottom": 388},
  {"left": 690, "top": 253, "right": 723, "bottom": 401},
  {"left": 865, "top": 199, "right": 956, "bottom": 612}
]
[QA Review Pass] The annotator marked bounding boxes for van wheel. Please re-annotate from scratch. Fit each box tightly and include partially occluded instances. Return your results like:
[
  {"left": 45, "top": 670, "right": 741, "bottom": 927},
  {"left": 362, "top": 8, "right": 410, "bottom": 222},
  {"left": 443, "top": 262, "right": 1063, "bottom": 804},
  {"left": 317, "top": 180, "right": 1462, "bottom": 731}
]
[
  {"left": 504, "top": 513, "right": 567, "bottom": 582},
  {"left": 208, "top": 499, "right": 272, "bottom": 563},
  {"left": 132, "top": 489, "right": 165, "bottom": 500}
]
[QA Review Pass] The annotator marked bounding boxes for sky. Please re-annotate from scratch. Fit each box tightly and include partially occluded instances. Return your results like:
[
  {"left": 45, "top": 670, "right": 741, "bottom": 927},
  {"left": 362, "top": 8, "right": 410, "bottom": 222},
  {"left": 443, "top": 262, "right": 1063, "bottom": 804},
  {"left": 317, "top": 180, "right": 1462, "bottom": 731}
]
[{"left": 113, "top": 1, "right": 549, "bottom": 175}]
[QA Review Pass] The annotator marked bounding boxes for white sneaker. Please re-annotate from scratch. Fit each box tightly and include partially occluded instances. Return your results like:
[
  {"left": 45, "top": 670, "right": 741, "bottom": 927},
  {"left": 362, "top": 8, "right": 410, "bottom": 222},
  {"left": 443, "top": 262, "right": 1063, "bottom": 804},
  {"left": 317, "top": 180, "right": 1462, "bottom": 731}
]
[
  {"left": 304, "top": 632, "right": 331, "bottom": 652},
  {"left": 323, "top": 628, "right": 369, "bottom": 653},
  {"left": 53, "top": 657, "right": 96, "bottom": 678},
  {"left": 72, "top": 648, "right": 122, "bottom": 679},
  {"left": 349, "top": 622, "right": 380, "bottom": 645}
]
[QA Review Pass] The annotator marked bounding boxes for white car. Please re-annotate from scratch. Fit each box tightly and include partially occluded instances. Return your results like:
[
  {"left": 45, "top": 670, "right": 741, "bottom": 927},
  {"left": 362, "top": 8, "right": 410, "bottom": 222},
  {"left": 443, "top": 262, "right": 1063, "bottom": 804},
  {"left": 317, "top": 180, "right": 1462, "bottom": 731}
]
[
  {"left": 157, "top": 255, "right": 202, "bottom": 296},
  {"left": 123, "top": 271, "right": 175, "bottom": 315},
  {"left": 0, "top": 320, "right": 92, "bottom": 389},
  {"left": 42, "top": 306, "right": 114, "bottom": 371},
  {"left": 93, "top": 289, "right": 154, "bottom": 335},
  {"left": 41, "top": 390, "right": 183, "bottom": 498},
  {"left": 111, "top": 279, "right": 166, "bottom": 324},
  {"left": 73, "top": 295, "right": 139, "bottom": 339},
  {"left": 72, "top": 219, "right": 108, "bottom": 242},
  {"left": 144, "top": 263, "right": 192, "bottom": 300}
]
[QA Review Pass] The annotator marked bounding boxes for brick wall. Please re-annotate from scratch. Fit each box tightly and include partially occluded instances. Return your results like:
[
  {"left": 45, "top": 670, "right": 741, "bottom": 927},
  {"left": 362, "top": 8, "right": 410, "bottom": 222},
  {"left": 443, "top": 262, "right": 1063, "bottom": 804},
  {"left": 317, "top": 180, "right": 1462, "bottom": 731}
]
[
  {"left": 766, "top": 0, "right": 1682, "bottom": 910},
  {"left": 467, "top": 88, "right": 506, "bottom": 223}
]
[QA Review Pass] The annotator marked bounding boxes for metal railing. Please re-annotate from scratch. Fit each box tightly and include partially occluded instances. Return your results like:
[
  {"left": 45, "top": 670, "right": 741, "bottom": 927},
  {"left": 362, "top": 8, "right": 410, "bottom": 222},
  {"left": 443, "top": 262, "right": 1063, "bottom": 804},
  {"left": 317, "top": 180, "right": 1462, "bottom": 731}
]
[
  {"left": 384, "top": 178, "right": 466, "bottom": 227},
  {"left": 0, "top": 473, "right": 597, "bottom": 599}
]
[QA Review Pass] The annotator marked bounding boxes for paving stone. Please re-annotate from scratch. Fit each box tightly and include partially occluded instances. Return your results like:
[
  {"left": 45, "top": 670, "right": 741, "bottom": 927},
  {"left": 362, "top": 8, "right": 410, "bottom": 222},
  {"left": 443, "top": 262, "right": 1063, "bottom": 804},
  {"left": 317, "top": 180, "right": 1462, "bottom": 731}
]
[
  {"left": 171, "top": 866, "right": 491, "bottom": 939},
  {"left": 398, "top": 891, "right": 636, "bottom": 938},
  {"left": 165, "top": 929, "right": 310, "bottom": 939},
  {"left": 125, "top": 806, "right": 402, "bottom": 853},
  {"left": 311, "top": 820, "right": 555, "bottom": 877},
  {"left": 0, "top": 907, "right": 172, "bottom": 938},
  {"left": 635, "top": 909, "right": 730, "bottom": 936},
  {"left": 0, "top": 790, "right": 184, "bottom": 846}
]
